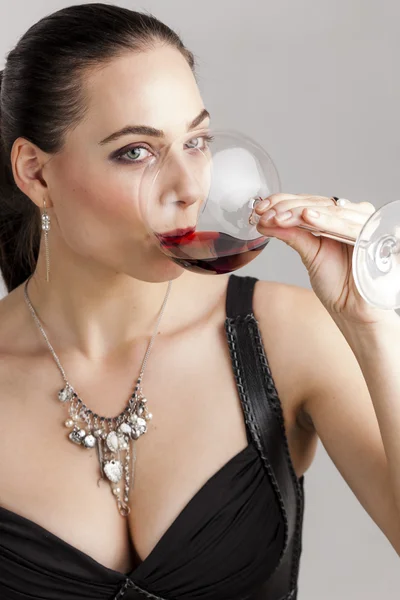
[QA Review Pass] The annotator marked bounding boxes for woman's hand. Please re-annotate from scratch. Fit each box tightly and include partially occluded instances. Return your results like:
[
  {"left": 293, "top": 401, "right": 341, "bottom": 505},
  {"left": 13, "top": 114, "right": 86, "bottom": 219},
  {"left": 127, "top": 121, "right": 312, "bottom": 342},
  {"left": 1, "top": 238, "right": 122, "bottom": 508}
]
[{"left": 255, "top": 193, "right": 393, "bottom": 325}]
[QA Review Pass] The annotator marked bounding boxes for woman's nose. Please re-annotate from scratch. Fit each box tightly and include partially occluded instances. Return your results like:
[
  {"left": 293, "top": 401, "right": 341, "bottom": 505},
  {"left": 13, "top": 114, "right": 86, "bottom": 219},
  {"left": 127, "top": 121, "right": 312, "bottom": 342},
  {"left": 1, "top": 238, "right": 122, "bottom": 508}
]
[{"left": 159, "top": 154, "right": 207, "bottom": 208}]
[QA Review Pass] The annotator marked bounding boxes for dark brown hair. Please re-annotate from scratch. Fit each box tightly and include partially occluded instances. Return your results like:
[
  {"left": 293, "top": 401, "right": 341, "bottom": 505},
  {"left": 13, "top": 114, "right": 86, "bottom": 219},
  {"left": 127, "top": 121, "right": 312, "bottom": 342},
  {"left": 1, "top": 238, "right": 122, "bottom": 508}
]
[{"left": 0, "top": 3, "right": 195, "bottom": 292}]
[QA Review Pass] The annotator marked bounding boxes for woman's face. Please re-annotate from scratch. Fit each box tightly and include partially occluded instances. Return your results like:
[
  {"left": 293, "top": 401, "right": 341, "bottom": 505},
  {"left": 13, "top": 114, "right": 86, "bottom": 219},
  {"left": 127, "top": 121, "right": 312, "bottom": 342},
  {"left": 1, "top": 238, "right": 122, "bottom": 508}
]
[{"left": 44, "top": 45, "right": 210, "bottom": 282}]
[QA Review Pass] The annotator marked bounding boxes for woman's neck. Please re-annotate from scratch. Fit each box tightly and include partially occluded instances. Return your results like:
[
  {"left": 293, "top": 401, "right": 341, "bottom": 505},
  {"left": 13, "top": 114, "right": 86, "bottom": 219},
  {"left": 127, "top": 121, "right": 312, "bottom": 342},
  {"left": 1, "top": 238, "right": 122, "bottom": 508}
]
[{"left": 26, "top": 259, "right": 195, "bottom": 359}]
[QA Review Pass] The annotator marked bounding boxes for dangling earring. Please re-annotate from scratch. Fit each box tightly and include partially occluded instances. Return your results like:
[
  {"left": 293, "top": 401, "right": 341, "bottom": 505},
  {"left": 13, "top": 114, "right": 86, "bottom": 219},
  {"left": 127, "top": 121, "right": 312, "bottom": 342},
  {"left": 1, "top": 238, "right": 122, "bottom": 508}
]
[{"left": 41, "top": 199, "right": 51, "bottom": 283}]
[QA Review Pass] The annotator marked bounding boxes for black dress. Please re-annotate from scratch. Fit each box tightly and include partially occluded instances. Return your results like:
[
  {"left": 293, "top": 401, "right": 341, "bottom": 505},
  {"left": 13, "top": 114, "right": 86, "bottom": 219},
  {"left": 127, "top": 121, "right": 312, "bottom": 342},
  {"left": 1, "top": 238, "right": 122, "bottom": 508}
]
[{"left": 0, "top": 275, "right": 305, "bottom": 600}]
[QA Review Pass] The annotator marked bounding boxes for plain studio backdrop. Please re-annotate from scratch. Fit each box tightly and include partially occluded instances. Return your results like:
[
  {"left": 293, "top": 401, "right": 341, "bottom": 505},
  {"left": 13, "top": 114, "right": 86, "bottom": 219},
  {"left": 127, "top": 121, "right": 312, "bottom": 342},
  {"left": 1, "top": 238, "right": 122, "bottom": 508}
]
[{"left": 0, "top": 1, "right": 399, "bottom": 597}]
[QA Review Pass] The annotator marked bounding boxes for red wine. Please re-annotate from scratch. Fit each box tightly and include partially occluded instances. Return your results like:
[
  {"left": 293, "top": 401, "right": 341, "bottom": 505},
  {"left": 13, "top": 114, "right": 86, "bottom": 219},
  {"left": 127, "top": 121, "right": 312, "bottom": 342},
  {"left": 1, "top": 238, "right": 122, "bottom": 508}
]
[{"left": 156, "top": 230, "right": 269, "bottom": 274}]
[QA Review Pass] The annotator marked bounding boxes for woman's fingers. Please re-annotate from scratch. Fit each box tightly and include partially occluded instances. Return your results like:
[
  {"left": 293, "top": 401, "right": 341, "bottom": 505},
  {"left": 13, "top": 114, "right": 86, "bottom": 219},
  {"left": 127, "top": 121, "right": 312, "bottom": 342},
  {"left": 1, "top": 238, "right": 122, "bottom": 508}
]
[
  {"left": 255, "top": 193, "right": 376, "bottom": 218},
  {"left": 351, "top": 201, "right": 376, "bottom": 214},
  {"left": 301, "top": 207, "right": 365, "bottom": 239},
  {"left": 258, "top": 204, "right": 368, "bottom": 228},
  {"left": 255, "top": 194, "right": 332, "bottom": 215},
  {"left": 257, "top": 205, "right": 371, "bottom": 244},
  {"left": 301, "top": 205, "right": 373, "bottom": 224}
]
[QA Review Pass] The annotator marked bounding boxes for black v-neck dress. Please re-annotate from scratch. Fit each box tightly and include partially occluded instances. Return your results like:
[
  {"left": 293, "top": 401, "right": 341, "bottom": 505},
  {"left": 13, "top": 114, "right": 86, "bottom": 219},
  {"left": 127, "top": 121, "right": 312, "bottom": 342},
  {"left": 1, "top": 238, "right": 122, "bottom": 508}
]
[{"left": 0, "top": 275, "right": 305, "bottom": 600}]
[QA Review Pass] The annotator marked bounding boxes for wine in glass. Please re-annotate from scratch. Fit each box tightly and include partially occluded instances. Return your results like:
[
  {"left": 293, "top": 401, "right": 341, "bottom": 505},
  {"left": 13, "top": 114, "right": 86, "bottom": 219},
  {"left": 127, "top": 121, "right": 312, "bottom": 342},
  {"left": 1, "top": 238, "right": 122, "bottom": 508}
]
[{"left": 139, "top": 130, "right": 400, "bottom": 310}]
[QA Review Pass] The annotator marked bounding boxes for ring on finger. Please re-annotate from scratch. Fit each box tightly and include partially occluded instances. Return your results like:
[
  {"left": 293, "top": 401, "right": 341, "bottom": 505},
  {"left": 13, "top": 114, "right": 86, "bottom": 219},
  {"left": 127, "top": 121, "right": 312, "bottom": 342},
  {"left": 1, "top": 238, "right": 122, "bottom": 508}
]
[{"left": 331, "top": 196, "right": 350, "bottom": 207}]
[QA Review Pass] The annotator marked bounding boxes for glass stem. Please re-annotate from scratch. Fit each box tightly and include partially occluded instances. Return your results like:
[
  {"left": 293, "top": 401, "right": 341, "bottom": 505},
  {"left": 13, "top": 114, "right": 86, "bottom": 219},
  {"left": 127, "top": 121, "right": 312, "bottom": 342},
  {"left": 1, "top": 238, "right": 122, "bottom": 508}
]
[{"left": 296, "top": 224, "right": 357, "bottom": 246}]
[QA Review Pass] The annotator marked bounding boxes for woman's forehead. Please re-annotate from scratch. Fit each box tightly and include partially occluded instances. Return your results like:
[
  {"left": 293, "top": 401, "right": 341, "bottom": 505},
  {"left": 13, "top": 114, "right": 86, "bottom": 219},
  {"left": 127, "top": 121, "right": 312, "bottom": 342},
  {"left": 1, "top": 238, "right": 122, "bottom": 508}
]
[{"left": 81, "top": 48, "right": 203, "bottom": 140}]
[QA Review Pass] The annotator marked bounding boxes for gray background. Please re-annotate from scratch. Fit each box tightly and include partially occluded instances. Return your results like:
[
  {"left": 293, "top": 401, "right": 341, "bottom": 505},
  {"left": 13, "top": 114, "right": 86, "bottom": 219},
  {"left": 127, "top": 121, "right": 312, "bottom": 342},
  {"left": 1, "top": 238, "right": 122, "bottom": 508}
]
[{"left": 1, "top": 0, "right": 399, "bottom": 597}]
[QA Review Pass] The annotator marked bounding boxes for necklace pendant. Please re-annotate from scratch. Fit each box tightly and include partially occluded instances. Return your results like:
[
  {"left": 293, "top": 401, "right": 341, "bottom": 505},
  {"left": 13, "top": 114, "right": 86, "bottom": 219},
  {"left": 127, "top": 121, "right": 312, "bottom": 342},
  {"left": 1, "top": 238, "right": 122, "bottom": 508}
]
[
  {"left": 83, "top": 434, "right": 96, "bottom": 448},
  {"left": 69, "top": 428, "right": 87, "bottom": 444},
  {"left": 118, "top": 422, "right": 132, "bottom": 436},
  {"left": 106, "top": 431, "right": 119, "bottom": 453},
  {"left": 129, "top": 413, "right": 148, "bottom": 440},
  {"left": 117, "top": 498, "right": 131, "bottom": 517},
  {"left": 58, "top": 385, "right": 74, "bottom": 403},
  {"left": 103, "top": 459, "right": 123, "bottom": 483}
]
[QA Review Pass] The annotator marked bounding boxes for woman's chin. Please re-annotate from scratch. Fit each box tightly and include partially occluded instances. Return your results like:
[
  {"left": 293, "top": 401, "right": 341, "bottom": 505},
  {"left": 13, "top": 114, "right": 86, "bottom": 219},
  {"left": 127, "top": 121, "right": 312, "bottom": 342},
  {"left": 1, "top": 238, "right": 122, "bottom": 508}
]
[
  {"left": 127, "top": 252, "right": 186, "bottom": 283},
  {"left": 154, "top": 259, "right": 186, "bottom": 283}
]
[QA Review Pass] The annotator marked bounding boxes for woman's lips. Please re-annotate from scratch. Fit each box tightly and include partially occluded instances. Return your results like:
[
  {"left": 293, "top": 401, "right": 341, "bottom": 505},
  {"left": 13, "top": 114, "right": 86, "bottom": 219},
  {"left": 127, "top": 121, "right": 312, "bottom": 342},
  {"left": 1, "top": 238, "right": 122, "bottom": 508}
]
[
  {"left": 155, "top": 227, "right": 197, "bottom": 248},
  {"left": 158, "top": 227, "right": 196, "bottom": 238}
]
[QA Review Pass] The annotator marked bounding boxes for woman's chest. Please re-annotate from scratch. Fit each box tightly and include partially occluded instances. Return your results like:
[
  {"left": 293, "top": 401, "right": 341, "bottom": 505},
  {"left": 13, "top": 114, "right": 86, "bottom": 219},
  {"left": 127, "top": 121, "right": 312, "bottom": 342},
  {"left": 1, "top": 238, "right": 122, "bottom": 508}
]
[{"left": 0, "top": 316, "right": 309, "bottom": 575}]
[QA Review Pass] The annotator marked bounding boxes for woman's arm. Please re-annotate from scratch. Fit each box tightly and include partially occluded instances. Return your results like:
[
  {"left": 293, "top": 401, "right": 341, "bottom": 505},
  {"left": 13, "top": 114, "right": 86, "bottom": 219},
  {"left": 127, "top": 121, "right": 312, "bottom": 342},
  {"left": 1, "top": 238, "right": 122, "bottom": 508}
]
[
  {"left": 297, "top": 289, "right": 400, "bottom": 555},
  {"left": 335, "top": 315, "right": 400, "bottom": 514},
  {"left": 255, "top": 192, "right": 400, "bottom": 554}
]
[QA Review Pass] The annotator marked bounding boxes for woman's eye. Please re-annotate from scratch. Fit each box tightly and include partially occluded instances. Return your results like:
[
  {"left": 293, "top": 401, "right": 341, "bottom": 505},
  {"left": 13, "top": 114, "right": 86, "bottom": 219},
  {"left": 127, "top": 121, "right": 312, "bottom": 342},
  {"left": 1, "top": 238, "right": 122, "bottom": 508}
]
[
  {"left": 185, "top": 138, "right": 201, "bottom": 149},
  {"left": 116, "top": 146, "right": 153, "bottom": 163},
  {"left": 185, "top": 135, "right": 214, "bottom": 151},
  {"left": 125, "top": 147, "right": 152, "bottom": 161}
]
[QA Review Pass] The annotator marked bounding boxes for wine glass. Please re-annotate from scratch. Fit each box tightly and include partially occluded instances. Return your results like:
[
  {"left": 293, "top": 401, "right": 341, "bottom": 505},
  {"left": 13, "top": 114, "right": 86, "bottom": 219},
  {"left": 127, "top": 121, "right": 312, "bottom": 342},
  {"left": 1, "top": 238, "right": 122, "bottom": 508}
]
[{"left": 139, "top": 129, "right": 400, "bottom": 310}]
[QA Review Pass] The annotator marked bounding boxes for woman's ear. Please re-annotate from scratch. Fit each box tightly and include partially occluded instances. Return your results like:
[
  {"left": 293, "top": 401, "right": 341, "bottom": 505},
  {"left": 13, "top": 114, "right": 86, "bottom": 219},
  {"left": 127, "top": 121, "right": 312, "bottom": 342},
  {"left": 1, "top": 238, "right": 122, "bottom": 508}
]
[{"left": 11, "top": 137, "right": 53, "bottom": 208}]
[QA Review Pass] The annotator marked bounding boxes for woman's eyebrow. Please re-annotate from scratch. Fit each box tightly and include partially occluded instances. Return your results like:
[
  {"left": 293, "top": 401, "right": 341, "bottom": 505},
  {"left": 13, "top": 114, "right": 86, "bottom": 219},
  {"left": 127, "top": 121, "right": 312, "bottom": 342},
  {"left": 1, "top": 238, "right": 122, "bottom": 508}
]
[
  {"left": 99, "top": 108, "right": 210, "bottom": 146},
  {"left": 188, "top": 108, "right": 210, "bottom": 130}
]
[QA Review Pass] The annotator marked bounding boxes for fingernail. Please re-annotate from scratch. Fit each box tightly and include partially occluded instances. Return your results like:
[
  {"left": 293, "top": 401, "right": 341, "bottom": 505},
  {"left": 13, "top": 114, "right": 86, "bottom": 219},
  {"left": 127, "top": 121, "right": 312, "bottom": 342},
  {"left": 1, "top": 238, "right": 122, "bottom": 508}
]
[
  {"left": 307, "top": 209, "right": 320, "bottom": 218},
  {"left": 255, "top": 199, "right": 271, "bottom": 214},
  {"left": 275, "top": 211, "right": 292, "bottom": 221},
  {"left": 262, "top": 209, "right": 276, "bottom": 222}
]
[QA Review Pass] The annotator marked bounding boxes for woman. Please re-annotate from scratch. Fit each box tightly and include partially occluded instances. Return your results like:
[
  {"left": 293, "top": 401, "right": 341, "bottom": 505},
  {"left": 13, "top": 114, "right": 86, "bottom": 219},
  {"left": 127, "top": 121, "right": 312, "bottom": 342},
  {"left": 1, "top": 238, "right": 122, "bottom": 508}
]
[{"left": 0, "top": 4, "right": 399, "bottom": 600}]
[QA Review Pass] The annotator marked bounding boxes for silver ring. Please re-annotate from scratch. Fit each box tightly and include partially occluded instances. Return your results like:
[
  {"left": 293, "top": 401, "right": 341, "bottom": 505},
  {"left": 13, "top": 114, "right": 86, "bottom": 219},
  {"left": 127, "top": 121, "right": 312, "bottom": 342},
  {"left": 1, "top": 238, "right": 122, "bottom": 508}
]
[{"left": 331, "top": 196, "right": 349, "bottom": 207}]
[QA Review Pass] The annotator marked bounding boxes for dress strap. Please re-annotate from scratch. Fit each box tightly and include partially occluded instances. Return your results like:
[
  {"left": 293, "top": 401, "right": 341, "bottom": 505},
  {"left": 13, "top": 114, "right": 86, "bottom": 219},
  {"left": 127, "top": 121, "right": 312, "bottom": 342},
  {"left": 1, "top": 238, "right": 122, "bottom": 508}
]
[
  {"left": 226, "top": 275, "right": 258, "bottom": 318},
  {"left": 224, "top": 274, "right": 304, "bottom": 597}
]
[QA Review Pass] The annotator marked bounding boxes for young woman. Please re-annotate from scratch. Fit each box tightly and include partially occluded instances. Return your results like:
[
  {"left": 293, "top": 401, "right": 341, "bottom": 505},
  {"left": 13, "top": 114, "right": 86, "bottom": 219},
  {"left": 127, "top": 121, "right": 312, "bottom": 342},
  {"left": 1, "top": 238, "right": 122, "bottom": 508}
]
[{"left": 0, "top": 4, "right": 399, "bottom": 600}]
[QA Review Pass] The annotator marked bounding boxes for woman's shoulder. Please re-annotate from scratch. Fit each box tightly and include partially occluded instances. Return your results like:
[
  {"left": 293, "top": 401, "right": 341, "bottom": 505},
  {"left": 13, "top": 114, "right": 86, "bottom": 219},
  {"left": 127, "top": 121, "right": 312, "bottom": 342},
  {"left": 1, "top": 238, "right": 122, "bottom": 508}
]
[
  {"left": 253, "top": 278, "right": 327, "bottom": 338},
  {"left": 252, "top": 279, "right": 330, "bottom": 419},
  {"left": 253, "top": 277, "right": 356, "bottom": 420},
  {"left": 253, "top": 277, "right": 316, "bottom": 310}
]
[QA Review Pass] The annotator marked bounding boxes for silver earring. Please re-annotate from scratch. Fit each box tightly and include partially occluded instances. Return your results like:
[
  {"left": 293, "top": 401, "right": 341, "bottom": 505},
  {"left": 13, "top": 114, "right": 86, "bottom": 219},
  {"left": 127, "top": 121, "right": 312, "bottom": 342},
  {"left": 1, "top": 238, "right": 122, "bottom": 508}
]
[{"left": 41, "top": 199, "right": 51, "bottom": 283}]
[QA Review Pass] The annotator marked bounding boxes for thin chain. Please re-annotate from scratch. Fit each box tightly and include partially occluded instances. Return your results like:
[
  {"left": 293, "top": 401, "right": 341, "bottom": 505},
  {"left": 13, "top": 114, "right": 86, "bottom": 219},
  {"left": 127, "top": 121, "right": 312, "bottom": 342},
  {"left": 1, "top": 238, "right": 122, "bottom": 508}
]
[
  {"left": 137, "top": 280, "right": 172, "bottom": 383},
  {"left": 24, "top": 280, "right": 69, "bottom": 385},
  {"left": 23, "top": 278, "right": 172, "bottom": 390}
]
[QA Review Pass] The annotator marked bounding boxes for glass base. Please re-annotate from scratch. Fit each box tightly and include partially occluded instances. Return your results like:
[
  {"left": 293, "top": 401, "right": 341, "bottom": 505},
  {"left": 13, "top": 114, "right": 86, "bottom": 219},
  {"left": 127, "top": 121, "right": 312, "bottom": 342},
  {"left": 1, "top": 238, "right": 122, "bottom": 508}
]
[{"left": 353, "top": 200, "right": 400, "bottom": 310}]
